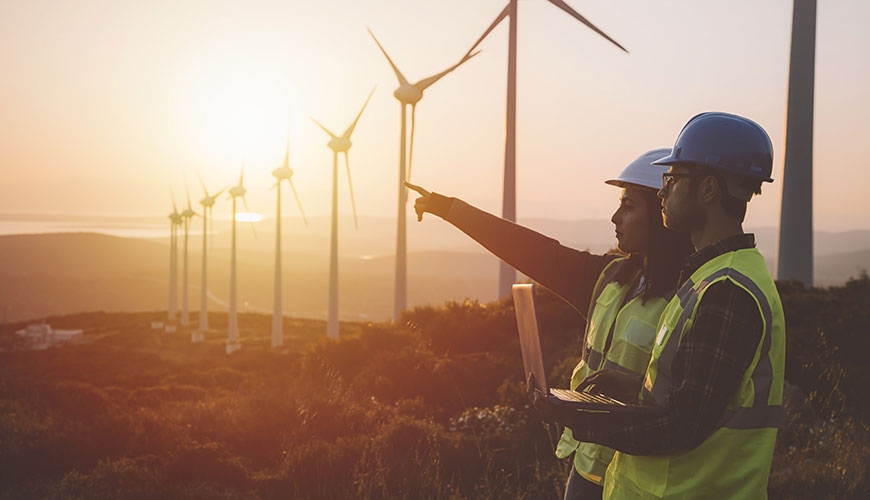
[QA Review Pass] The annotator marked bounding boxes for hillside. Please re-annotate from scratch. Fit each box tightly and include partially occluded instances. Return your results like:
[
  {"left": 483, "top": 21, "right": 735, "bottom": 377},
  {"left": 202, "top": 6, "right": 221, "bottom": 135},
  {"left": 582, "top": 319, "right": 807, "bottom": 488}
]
[{"left": 0, "top": 277, "right": 868, "bottom": 499}]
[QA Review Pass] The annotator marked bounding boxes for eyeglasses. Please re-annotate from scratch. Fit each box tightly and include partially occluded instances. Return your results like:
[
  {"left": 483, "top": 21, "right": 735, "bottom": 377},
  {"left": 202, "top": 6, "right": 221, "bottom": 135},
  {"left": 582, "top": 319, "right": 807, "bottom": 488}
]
[{"left": 661, "top": 172, "right": 700, "bottom": 191}]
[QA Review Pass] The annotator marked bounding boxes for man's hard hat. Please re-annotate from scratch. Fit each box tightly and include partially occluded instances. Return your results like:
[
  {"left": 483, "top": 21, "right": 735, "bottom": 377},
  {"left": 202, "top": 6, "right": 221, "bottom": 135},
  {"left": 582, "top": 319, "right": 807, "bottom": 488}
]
[
  {"left": 652, "top": 112, "right": 774, "bottom": 183},
  {"left": 605, "top": 148, "right": 673, "bottom": 190}
]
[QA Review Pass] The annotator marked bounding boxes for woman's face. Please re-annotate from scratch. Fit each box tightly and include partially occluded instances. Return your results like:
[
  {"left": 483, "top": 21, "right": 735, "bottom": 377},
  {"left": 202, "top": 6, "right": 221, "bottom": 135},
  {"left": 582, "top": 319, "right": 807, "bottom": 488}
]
[{"left": 611, "top": 186, "right": 652, "bottom": 255}]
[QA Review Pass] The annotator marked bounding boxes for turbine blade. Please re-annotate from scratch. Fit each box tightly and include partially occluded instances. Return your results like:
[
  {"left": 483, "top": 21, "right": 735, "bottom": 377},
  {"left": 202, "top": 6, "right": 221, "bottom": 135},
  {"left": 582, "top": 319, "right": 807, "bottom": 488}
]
[
  {"left": 343, "top": 86, "right": 376, "bottom": 139},
  {"left": 186, "top": 182, "right": 193, "bottom": 211},
  {"left": 288, "top": 179, "right": 309, "bottom": 228},
  {"left": 367, "top": 27, "right": 410, "bottom": 87},
  {"left": 414, "top": 50, "right": 480, "bottom": 93},
  {"left": 170, "top": 188, "right": 178, "bottom": 213},
  {"left": 214, "top": 185, "right": 229, "bottom": 199},
  {"left": 310, "top": 117, "right": 338, "bottom": 139},
  {"left": 241, "top": 197, "right": 257, "bottom": 239},
  {"left": 209, "top": 207, "right": 214, "bottom": 248},
  {"left": 238, "top": 166, "right": 245, "bottom": 187},
  {"left": 545, "top": 0, "right": 628, "bottom": 53},
  {"left": 196, "top": 170, "right": 208, "bottom": 196},
  {"left": 465, "top": 4, "right": 510, "bottom": 57},
  {"left": 283, "top": 128, "right": 291, "bottom": 169},
  {"left": 344, "top": 153, "right": 359, "bottom": 231},
  {"left": 407, "top": 104, "right": 416, "bottom": 182}
]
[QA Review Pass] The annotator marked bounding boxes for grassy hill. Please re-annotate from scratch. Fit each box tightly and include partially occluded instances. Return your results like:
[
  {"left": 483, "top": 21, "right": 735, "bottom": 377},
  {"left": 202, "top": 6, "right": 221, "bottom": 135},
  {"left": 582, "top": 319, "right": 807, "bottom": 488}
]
[{"left": 0, "top": 277, "right": 868, "bottom": 499}]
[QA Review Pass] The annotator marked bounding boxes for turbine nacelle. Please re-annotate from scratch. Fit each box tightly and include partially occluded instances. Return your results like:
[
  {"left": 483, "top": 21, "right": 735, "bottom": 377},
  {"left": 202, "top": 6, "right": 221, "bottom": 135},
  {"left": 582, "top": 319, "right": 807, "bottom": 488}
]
[
  {"left": 328, "top": 137, "right": 352, "bottom": 153},
  {"left": 394, "top": 86, "right": 423, "bottom": 106},
  {"left": 229, "top": 185, "right": 247, "bottom": 198},
  {"left": 272, "top": 166, "right": 294, "bottom": 180}
]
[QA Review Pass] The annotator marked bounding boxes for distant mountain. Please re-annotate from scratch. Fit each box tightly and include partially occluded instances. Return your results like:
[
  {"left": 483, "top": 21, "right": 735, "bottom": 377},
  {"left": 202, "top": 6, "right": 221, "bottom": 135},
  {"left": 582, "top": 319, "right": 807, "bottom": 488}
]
[{"left": 1, "top": 228, "right": 867, "bottom": 323}]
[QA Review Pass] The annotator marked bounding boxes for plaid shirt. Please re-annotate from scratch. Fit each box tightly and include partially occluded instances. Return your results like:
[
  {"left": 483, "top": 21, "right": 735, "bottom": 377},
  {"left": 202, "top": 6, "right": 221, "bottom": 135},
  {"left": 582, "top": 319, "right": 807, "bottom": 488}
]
[{"left": 573, "top": 233, "right": 763, "bottom": 455}]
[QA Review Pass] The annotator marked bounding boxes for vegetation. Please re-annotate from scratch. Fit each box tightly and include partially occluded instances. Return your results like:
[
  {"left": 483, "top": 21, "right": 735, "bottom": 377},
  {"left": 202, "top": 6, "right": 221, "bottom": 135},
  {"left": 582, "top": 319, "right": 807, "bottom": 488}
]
[{"left": 0, "top": 275, "right": 868, "bottom": 499}]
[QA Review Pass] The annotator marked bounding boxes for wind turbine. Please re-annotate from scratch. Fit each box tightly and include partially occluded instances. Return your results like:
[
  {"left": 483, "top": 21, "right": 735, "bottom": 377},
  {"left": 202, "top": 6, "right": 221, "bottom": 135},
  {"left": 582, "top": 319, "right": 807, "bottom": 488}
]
[
  {"left": 271, "top": 131, "right": 308, "bottom": 348},
  {"left": 194, "top": 174, "right": 227, "bottom": 342},
  {"left": 368, "top": 28, "right": 479, "bottom": 322},
  {"left": 311, "top": 87, "right": 374, "bottom": 339},
  {"left": 464, "top": 0, "right": 627, "bottom": 299},
  {"left": 226, "top": 166, "right": 253, "bottom": 354},
  {"left": 166, "top": 194, "right": 182, "bottom": 329},
  {"left": 180, "top": 185, "right": 198, "bottom": 327},
  {"left": 777, "top": 0, "right": 816, "bottom": 287}
]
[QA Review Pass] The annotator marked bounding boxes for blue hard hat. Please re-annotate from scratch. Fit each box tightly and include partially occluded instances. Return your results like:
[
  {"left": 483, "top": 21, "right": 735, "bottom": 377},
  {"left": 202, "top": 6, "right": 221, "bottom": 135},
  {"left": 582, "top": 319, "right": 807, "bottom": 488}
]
[{"left": 653, "top": 112, "right": 774, "bottom": 183}]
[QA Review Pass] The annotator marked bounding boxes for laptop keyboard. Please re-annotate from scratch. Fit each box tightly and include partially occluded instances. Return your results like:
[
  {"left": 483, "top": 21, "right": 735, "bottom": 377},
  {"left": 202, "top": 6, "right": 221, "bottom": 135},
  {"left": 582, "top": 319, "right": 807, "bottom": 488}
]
[{"left": 550, "top": 388, "right": 628, "bottom": 406}]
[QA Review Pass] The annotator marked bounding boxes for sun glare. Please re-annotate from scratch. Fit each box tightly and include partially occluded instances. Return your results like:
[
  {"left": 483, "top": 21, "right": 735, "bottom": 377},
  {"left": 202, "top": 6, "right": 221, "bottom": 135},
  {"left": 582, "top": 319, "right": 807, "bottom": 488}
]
[
  {"left": 184, "top": 60, "right": 307, "bottom": 171},
  {"left": 235, "top": 212, "right": 264, "bottom": 223}
]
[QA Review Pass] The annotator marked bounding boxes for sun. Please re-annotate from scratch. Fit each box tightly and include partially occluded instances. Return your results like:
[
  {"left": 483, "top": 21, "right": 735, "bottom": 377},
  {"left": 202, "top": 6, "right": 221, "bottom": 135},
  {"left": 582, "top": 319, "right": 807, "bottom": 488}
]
[{"left": 183, "top": 60, "right": 306, "bottom": 171}]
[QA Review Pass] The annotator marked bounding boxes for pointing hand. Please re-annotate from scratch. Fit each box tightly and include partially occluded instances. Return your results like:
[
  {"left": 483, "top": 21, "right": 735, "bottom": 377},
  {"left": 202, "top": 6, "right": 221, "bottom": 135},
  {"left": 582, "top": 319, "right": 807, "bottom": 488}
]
[{"left": 403, "top": 182, "right": 431, "bottom": 222}]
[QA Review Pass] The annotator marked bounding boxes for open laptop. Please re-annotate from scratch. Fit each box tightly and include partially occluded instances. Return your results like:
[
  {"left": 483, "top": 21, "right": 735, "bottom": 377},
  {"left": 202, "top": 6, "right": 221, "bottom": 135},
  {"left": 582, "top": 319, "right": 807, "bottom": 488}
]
[{"left": 512, "top": 283, "right": 666, "bottom": 414}]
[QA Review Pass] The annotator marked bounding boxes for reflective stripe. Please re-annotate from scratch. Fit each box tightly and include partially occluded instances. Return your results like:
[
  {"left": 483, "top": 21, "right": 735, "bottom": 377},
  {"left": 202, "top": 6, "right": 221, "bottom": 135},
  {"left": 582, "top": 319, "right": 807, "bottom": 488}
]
[
  {"left": 585, "top": 349, "right": 604, "bottom": 370},
  {"left": 650, "top": 268, "right": 780, "bottom": 429},
  {"left": 649, "top": 278, "right": 697, "bottom": 403}
]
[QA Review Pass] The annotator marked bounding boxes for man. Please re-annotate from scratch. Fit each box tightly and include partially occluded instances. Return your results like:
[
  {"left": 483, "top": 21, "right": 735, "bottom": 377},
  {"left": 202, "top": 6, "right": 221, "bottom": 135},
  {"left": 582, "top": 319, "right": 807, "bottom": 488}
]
[{"left": 533, "top": 112, "right": 786, "bottom": 499}]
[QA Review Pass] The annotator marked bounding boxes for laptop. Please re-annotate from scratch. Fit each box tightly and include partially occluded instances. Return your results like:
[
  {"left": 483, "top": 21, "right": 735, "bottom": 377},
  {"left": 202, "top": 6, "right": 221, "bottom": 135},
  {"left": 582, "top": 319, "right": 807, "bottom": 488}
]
[{"left": 512, "top": 283, "right": 666, "bottom": 415}]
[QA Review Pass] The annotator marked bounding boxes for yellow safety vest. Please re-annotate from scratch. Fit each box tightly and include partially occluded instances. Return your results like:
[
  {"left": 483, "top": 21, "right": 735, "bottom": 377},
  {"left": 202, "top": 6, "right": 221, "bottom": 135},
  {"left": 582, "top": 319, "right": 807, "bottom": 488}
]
[
  {"left": 604, "top": 248, "right": 785, "bottom": 499},
  {"left": 555, "top": 258, "right": 669, "bottom": 484}
]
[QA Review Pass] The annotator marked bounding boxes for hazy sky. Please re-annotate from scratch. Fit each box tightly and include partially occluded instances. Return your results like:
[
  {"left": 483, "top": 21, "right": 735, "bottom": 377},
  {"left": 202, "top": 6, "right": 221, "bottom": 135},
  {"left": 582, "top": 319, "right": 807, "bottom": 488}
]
[{"left": 1, "top": 0, "right": 869, "bottom": 231}]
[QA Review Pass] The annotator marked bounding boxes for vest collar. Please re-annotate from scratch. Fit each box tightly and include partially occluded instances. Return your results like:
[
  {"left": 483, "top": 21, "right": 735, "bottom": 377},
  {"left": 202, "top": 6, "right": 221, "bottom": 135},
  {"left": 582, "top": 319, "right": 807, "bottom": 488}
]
[{"left": 680, "top": 233, "right": 756, "bottom": 284}]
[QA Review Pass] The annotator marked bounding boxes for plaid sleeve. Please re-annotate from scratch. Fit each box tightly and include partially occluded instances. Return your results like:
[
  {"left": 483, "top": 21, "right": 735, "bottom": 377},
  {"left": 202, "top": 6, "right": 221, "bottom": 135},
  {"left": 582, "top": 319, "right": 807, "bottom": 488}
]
[{"left": 574, "top": 280, "right": 763, "bottom": 454}]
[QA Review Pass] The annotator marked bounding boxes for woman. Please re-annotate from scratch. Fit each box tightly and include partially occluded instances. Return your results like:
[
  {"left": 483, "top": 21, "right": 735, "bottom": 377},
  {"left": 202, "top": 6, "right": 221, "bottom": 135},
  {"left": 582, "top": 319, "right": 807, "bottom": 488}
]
[{"left": 405, "top": 149, "right": 694, "bottom": 500}]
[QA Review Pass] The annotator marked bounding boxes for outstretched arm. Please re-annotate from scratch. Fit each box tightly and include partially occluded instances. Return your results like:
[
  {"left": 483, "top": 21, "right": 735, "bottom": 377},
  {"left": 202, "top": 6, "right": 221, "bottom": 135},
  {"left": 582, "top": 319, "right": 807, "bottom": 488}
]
[{"left": 405, "top": 182, "right": 616, "bottom": 315}]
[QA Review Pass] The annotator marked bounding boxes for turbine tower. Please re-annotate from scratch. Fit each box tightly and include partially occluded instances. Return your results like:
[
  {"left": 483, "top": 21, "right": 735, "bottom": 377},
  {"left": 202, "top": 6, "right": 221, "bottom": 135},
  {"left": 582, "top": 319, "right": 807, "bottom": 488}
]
[
  {"left": 167, "top": 195, "right": 182, "bottom": 326},
  {"left": 194, "top": 174, "right": 227, "bottom": 342},
  {"left": 226, "top": 167, "right": 252, "bottom": 354},
  {"left": 180, "top": 185, "right": 198, "bottom": 327},
  {"left": 777, "top": 0, "right": 816, "bottom": 287},
  {"left": 311, "top": 87, "right": 374, "bottom": 339},
  {"left": 368, "top": 28, "right": 479, "bottom": 322},
  {"left": 464, "top": 0, "right": 627, "bottom": 298},
  {"left": 271, "top": 131, "right": 308, "bottom": 348}
]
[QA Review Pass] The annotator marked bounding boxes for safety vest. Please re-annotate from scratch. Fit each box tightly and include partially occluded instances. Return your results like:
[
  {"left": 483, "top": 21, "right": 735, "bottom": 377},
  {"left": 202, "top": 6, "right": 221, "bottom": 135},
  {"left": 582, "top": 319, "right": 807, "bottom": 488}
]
[
  {"left": 604, "top": 248, "right": 785, "bottom": 499},
  {"left": 555, "top": 258, "right": 669, "bottom": 484}
]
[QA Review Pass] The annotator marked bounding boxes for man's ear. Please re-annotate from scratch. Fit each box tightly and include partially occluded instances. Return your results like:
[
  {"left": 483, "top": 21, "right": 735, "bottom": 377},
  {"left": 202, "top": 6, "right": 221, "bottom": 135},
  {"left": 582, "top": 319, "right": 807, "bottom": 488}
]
[{"left": 698, "top": 175, "right": 721, "bottom": 204}]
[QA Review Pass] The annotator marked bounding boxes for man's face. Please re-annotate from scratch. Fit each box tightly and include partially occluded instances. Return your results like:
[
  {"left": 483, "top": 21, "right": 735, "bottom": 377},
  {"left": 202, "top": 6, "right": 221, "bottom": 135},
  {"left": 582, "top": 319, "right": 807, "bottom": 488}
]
[{"left": 657, "top": 166, "right": 704, "bottom": 233}]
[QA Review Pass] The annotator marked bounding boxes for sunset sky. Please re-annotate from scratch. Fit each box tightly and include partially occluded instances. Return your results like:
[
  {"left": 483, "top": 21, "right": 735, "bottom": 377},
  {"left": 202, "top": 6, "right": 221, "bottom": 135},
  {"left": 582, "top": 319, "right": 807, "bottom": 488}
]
[{"left": 1, "top": 0, "right": 868, "bottom": 232}]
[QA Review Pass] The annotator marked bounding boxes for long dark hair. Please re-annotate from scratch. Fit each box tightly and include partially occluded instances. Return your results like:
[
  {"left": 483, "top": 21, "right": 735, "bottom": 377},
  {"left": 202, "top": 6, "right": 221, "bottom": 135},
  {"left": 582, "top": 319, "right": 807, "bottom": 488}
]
[{"left": 613, "top": 188, "right": 695, "bottom": 302}]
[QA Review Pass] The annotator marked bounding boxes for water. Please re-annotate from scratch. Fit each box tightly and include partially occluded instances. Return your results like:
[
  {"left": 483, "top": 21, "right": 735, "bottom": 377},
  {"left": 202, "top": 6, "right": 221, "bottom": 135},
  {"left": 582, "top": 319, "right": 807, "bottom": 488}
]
[{"left": 0, "top": 213, "right": 168, "bottom": 239}]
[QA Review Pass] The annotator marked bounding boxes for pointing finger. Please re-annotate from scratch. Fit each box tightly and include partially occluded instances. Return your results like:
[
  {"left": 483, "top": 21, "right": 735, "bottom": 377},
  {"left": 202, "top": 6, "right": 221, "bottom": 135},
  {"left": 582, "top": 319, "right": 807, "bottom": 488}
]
[{"left": 403, "top": 181, "right": 429, "bottom": 197}]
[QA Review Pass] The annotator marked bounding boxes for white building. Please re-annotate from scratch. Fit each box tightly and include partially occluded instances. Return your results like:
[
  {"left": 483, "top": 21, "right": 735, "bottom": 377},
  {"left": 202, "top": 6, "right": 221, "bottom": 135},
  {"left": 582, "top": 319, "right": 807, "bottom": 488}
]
[{"left": 14, "top": 323, "right": 83, "bottom": 350}]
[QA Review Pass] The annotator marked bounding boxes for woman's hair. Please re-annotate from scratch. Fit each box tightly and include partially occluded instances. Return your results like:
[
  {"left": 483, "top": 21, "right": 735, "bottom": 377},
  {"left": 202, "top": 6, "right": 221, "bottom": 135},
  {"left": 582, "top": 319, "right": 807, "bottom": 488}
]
[{"left": 612, "top": 188, "right": 695, "bottom": 302}]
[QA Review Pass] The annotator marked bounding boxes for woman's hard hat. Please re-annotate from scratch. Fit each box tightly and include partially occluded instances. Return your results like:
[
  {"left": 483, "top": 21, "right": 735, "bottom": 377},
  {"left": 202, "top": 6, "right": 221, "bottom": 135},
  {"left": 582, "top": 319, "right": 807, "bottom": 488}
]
[
  {"left": 652, "top": 112, "right": 774, "bottom": 183},
  {"left": 605, "top": 148, "right": 673, "bottom": 190}
]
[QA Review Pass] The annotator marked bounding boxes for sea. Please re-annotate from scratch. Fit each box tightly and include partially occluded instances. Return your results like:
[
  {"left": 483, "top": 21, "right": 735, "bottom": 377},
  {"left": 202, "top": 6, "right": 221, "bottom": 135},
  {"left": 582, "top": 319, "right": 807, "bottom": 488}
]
[{"left": 0, "top": 213, "right": 170, "bottom": 239}]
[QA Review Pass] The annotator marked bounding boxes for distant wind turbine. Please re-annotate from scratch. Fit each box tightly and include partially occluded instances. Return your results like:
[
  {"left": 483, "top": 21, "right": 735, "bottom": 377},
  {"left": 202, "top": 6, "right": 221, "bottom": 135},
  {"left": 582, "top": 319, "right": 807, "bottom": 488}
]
[
  {"left": 464, "top": 0, "right": 627, "bottom": 299},
  {"left": 194, "top": 174, "right": 227, "bottom": 341},
  {"left": 368, "top": 28, "right": 479, "bottom": 322},
  {"left": 311, "top": 87, "right": 375, "bottom": 339},
  {"left": 167, "top": 194, "right": 182, "bottom": 325},
  {"left": 180, "top": 185, "right": 198, "bottom": 327},
  {"left": 226, "top": 166, "right": 254, "bottom": 354},
  {"left": 271, "top": 130, "right": 308, "bottom": 348}
]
